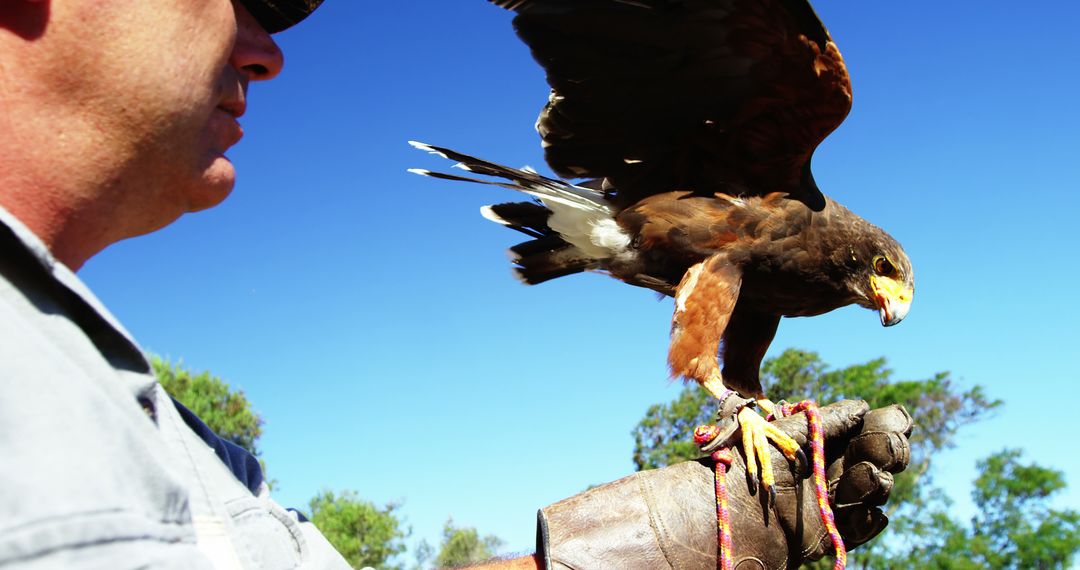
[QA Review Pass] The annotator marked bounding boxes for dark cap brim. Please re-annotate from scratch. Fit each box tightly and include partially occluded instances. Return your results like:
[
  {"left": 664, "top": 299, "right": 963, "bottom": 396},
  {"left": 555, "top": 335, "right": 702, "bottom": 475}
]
[{"left": 241, "top": 0, "right": 324, "bottom": 34}]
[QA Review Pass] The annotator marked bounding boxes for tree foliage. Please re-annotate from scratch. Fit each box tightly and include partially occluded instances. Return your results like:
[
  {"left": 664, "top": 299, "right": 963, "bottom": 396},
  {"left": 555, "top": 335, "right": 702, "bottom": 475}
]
[
  {"left": 308, "top": 490, "right": 410, "bottom": 570},
  {"left": 894, "top": 449, "right": 1080, "bottom": 569},
  {"left": 632, "top": 377, "right": 715, "bottom": 472},
  {"left": 423, "top": 518, "right": 505, "bottom": 569},
  {"left": 153, "top": 356, "right": 264, "bottom": 456},
  {"left": 969, "top": 450, "right": 1080, "bottom": 568}
]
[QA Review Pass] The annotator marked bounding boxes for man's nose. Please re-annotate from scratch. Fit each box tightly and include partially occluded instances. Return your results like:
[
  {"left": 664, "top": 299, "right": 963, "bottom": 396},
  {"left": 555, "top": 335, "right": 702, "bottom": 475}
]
[{"left": 230, "top": 1, "right": 285, "bottom": 81}]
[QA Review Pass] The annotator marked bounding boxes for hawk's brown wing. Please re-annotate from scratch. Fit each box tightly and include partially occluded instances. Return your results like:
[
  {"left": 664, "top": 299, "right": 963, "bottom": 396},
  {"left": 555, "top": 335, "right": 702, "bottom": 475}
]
[{"left": 493, "top": 0, "right": 852, "bottom": 210}]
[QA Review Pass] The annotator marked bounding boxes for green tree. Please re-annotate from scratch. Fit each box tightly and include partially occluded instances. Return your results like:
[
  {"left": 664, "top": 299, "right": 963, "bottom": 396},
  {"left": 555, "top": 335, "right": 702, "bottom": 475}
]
[
  {"left": 902, "top": 450, "right": 1080, "bottom": 569},
  {"left": 424, "top": 518, "right": 505, "bottom": 569},
  {"left": 153, "top": 356, "right": 264, "bottom": 455},
  {"left": 970, "top": 450, "right": 1080, "bottom": 567},
  {"left": 308, "top": 490, "right": 410, "bottom": 569},
  {"left": 630, "top": 348, "right": 1007, "bottom": 568}
]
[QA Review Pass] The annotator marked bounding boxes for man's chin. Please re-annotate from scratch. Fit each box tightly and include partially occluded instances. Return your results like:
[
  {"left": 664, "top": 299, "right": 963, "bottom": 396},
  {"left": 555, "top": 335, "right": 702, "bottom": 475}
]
[{"left": 188, "top": 157, "right": 237, "bottom": 212}]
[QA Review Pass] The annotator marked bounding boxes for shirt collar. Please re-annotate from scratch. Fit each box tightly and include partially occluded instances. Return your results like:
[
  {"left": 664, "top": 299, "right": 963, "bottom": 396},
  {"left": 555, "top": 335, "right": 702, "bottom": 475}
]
[{"left": 0, "top": 204, "right": 148, "bottom": 369}]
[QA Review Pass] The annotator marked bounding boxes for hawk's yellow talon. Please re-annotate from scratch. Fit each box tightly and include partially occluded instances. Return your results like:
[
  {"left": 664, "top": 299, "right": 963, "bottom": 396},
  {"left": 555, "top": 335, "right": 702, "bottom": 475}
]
[
  {"left": 736, "top": 403, "right": 802, "bottom": 505},
  {"left": 753, "top": 415, "right": 775, "bottom": 500},
  {"left": 756, "top": 399, "right": 778, "bottom": 417},
  {"left": 762, "top": 420, "right": 802, "bottom": 462},
  {"left": 741, "top": 407, "right": 759, "bottom": 494}
]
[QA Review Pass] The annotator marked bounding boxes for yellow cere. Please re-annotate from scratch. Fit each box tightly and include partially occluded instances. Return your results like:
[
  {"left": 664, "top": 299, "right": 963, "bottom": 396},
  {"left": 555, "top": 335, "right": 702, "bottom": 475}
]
[{"left": 870, "top": 275, "right": 912, "bottom": 303}]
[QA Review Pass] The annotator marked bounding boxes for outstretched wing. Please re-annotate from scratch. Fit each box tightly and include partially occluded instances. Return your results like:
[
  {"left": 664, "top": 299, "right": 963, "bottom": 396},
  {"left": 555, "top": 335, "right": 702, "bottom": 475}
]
[{"left": 491, "top": 0, "right": 851, "bottom": 210}]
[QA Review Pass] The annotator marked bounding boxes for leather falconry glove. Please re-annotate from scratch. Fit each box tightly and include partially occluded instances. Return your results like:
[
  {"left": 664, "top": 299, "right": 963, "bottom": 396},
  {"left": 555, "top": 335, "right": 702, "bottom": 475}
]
[{"left": 535, "top": 400, "right": 913, "bottom": 569}]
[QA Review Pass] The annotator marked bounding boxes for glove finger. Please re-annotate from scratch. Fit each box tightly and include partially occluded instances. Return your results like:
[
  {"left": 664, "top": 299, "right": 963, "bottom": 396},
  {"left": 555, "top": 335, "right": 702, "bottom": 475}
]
[
  {"left": 847, "top": 430, "right": 910, "bottom": 473},
  {"left": 834, "top": 461, "right": 894, "bottom": 507},
  {"left": 845, "top": 406, "right": 913, "bottom": 473},
  {"left": 861, "top": 404, "right": 914, "bottom": 437},
  {"left": 772, "top": 399, "right": 869, "bottom": 447},
  {"left": 834, "top": 504, "right": 889, "bottom": 548}
]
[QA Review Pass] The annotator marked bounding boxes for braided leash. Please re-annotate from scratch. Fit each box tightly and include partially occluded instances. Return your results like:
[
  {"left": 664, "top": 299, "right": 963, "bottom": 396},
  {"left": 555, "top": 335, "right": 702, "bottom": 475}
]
[
  {"left": 694, "top": 400, "right": 846, "bottom": 570},
  {"left": 693, "top": 425, "right": 735, "bottom": 570},
  {"left": 786, "top": 401, "right": 847, "bottom": 569}
]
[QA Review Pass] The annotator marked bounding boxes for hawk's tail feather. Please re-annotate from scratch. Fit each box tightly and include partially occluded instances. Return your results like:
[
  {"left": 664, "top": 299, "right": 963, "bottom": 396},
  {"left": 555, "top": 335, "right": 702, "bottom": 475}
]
[
  {"left": 410, "top": 140, "right": 627, "bottom": 286},
  {"left": 482, "top": 202, "right": 553, "bottom": 239},
  {"left": 511, "top": 239, "right": 598, "bottom": 285},
  {"left": 408, "top": 141, "right": 607, "bottom": 211},
  {"left": 509, "top": 234, "right": 565, "bottom": 259}
]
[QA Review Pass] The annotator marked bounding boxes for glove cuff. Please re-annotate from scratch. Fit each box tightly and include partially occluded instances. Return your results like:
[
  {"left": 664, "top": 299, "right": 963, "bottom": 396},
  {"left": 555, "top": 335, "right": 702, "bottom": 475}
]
[
  {"left": 535, "top": 461, "right": 718, "bottom": 569},
  {"left": 535, "top": 511, "right": 549, "bottom": 570}
]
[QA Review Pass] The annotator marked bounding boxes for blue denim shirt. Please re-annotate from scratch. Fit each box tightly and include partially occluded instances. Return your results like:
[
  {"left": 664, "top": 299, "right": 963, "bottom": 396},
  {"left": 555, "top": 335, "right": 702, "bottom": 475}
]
[{"left": 0, "top": 206, "right": 349, "bottom": 569}]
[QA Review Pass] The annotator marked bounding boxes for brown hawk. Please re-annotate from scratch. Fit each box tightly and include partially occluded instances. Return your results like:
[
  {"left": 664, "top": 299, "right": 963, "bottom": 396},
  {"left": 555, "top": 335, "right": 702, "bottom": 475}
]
[{"left": 411, "top": 0, "right": 914, "bottom": 494}]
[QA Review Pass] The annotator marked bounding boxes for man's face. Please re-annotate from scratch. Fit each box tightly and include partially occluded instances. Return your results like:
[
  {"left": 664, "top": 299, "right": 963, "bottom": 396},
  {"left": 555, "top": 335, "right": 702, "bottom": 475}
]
[{"left": 31, "top": 0, "right": 282, "bottom": 237}]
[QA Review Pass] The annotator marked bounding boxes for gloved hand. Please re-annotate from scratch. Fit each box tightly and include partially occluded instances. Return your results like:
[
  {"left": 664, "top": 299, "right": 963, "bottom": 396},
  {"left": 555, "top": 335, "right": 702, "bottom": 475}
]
[{"left": 535, "top": 400, "right": 913, "bottom": 569}]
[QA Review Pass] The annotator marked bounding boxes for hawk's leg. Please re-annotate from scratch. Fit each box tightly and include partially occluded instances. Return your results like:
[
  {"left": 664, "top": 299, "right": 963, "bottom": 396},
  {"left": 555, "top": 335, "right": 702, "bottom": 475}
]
[
  {"left": 702, "top": 377, "right": 804, "bottom": 500},
  {"left": 670, "top": 257, "right": 802, "bottom": 499}
]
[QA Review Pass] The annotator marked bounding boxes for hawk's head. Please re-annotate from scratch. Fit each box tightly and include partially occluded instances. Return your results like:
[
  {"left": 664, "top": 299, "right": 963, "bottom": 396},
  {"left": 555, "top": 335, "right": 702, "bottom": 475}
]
[{"left": 850, "top": 233, "right": 914, "bottom": 327}]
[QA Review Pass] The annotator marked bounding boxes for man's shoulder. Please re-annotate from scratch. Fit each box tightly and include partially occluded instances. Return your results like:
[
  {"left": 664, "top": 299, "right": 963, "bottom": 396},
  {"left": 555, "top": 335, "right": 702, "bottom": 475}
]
[{"left": 0, "top": 303, "right": 200, "bottom": 566}]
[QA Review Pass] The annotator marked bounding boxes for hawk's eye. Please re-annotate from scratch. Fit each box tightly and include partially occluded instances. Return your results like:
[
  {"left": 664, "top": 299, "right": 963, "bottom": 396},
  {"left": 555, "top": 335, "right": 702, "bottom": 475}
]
[{"left": 873, "top": 256, "right": 896, "bottom": 276}]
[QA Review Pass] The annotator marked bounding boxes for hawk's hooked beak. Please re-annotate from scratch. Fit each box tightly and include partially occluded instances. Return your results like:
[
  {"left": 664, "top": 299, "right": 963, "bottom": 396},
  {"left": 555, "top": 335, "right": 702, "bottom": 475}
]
[{"left": 870, "top": 275, "right": 913, "bottom": 327}]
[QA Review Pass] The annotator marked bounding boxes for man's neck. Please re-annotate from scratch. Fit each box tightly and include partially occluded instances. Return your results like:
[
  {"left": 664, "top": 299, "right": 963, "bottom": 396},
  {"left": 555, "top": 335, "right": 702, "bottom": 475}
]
[{"left": 0, "top": 192, "right": 108, "bottom": 272}]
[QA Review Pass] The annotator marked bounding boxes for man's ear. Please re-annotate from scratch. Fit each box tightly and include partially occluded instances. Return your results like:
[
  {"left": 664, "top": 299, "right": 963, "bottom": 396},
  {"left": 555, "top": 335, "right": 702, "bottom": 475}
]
[{"left": 0, "top": 0, "right": 50, "bottom": 40}]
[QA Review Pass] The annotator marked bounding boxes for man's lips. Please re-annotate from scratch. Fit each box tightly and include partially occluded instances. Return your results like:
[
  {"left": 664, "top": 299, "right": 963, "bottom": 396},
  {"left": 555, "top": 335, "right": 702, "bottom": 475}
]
[
  {"left": 212, "top": 107, "right": 244, "bottom": 149},
  {"left": 216, "top": 97, "right": 246, "bottom": 119},
  {"left": 214, "top": 84, "right": 247, "bottom": 151}
]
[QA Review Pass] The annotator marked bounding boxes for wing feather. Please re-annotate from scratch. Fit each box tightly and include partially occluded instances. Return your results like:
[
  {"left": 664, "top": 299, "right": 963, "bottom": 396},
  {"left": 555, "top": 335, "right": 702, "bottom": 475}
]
[{"left": 491, "top": 0, "right": 852, "bottom": 209}]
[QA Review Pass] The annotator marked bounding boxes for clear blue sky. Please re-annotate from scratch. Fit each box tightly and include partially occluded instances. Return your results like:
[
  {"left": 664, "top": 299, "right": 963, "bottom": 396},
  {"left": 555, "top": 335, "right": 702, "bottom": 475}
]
[{"left": 81, "top": 0, "right": 1080, "bottom": 559}]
